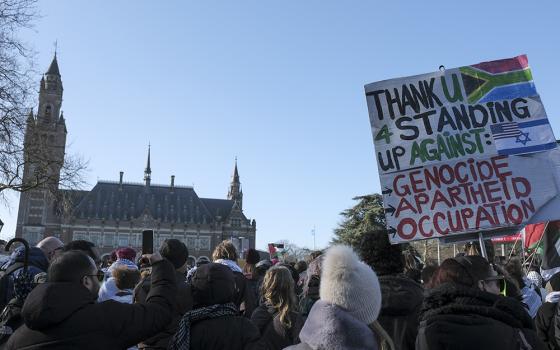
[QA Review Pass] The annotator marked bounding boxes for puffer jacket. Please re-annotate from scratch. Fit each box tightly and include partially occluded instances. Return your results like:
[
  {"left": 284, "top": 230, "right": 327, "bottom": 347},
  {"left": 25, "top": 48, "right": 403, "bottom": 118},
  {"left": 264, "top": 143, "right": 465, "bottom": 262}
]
[
  {"left": 6, "top": 259, "right": 177, "bottom": 350},
  {"left": 416, "top": 283, "right": 546, "bottom": 350},
  {"left": 378, "top": 274, "right": 423, "bottom": 350},
  {"left": 283, "top": 300, "right": 378, "bottom": 350}
]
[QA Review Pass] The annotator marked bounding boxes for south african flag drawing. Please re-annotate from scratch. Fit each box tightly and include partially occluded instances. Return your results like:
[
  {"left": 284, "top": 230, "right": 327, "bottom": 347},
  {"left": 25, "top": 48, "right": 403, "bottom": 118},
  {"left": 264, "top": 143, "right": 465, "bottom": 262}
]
[{"left": 460, "top": 55, "right": 535, "bottom": 104}]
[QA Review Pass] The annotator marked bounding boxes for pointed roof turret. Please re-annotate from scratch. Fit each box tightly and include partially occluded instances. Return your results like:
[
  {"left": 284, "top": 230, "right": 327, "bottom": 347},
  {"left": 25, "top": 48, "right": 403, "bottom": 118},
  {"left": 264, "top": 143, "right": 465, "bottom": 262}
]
[
  {"left": 144, "top": 144, "right": 152, "bottom": 187},
  {"left": 228, "top": 158, "right": 243, "bottom": 209},
  {"left": 232, "top": 157, "right": 240, "bottom": 183},
  {"left": 26, "top": 108, "right": 35, "bottom": 125},
  {"left": 46, "top": 53, "right": 60, "bottom": 76}
]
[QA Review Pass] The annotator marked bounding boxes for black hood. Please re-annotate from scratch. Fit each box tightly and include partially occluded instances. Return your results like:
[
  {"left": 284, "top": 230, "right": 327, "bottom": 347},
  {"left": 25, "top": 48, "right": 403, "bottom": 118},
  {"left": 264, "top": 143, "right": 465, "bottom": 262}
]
[
  {"left": 22, "top": 282, "right": 95, "bottom": 330},
  {"left": 420, "top": 283, "right": 534, "bottom": 330},
  {"left": 379, "top": 274, "right": 424, "bottom": 316}
]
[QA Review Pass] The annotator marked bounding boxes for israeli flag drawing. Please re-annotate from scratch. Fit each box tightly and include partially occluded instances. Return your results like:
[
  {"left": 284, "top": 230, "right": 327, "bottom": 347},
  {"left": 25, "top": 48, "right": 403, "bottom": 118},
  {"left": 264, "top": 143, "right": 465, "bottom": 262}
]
[{"left": 490, "top": 118, "right": 557, "bottom": 155}]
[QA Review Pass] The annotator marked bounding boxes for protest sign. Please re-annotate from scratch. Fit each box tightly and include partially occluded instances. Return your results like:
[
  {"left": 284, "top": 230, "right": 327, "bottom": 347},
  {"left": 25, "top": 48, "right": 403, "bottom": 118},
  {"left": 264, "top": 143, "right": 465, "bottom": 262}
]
[{"left": 365, "top": 55, "right": 560, "bottom": 243}]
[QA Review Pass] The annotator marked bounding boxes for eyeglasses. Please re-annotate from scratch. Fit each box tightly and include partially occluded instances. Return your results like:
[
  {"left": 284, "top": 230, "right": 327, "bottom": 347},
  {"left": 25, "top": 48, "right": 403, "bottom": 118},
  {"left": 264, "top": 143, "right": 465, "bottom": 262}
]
[
  {"left": 83, "top": 270, "right": 105, "bottom": 282},
  {"left": 480, "top": 275, "right": 507, "bottom": 295}
]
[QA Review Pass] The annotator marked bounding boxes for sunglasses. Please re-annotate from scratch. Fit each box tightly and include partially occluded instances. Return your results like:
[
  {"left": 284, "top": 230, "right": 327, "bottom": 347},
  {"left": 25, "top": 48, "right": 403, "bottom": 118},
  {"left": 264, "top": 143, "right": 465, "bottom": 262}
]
[
  {"left": 480, "top": 275, "right": 507, "bottom": 295},
  {"left": 83, "top": 270, "right": 105, "bottom": 282},
  {"left": 452, "top": 257, "right": 507, "bottom": 294}
]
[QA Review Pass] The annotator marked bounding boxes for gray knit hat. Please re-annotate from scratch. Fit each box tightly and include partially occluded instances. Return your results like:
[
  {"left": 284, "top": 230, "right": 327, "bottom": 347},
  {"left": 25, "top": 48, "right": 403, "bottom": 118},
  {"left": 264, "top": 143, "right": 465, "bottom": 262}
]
[{"left": 319, "top": 245, "right": 381, "bottom": 325}]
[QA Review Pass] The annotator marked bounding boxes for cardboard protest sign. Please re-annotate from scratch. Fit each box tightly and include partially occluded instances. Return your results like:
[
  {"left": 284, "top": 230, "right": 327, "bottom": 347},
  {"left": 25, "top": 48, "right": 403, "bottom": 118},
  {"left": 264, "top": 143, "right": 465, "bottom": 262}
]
[{"left": 365, "top": 55, "right": 560, "bottom": 243}]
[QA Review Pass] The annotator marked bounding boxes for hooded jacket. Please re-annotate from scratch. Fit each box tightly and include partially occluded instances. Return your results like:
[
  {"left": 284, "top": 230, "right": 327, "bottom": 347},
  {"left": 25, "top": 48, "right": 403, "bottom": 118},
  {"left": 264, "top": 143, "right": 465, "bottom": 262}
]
[
  {"left": 215, "top": 259, "right": 256, "bottom": 317},
  {"left": 134, "top": 270, "right": 193, "bottom": 349},
  {"left": 6, "top": 259, "right": 177, "bottom": 350},
  {"left": 284, "top": 300, "right": 378, "bottom": 350},
  {"left": 0, "top": 246, "right": 49, "bottom": 308},
  {"left": 416, "top": 283, "right": 546, "bottom": 350},
  {"left": 378, "top": 274, "right": 423, "bottom": 350},
  {"left": 185, "top": 263, "right": 259, "bottom": 350}
]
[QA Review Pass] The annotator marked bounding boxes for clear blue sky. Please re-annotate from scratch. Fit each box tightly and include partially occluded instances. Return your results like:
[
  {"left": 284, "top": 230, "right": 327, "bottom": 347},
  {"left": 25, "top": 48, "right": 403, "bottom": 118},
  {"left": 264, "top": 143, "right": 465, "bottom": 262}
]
[{"left": 1, "top": 1, "right": 559, "bottom": 250}]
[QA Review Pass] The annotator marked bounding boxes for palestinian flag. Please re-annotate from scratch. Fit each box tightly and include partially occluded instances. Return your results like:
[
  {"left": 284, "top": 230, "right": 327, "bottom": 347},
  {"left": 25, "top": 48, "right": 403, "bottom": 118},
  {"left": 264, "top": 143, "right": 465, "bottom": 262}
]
[
  {"left": 541, "top": 221, "right": 560, "bottom": 281},
  {"left": 268, "top": 243, "right": 278, "bottom": 261},
  {"left": 524, "top": 223, "right": 547, "bottom": 250},
  {"left": 460, "top": 55, "right": 536, "bottom": 104},
  {"left": 491, "top": 223, "right": 545, "bottom": 248}
]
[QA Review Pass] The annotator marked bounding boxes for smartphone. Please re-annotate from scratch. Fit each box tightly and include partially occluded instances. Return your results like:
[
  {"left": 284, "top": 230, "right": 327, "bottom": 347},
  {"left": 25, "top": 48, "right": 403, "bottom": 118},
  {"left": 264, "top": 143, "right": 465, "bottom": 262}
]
[{"left": 142, "top": 230, "right": 154, "bottom": 254}]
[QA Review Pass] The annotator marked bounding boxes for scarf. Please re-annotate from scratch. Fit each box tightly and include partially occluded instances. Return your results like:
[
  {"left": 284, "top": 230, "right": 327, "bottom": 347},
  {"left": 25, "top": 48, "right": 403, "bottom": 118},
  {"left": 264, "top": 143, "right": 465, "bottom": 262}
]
[
  {"left": 214, "top": 259, "right": 242, "bottom": 273},
  {"left": 168, "top": 302, "right": 238, "bottom": 350}
]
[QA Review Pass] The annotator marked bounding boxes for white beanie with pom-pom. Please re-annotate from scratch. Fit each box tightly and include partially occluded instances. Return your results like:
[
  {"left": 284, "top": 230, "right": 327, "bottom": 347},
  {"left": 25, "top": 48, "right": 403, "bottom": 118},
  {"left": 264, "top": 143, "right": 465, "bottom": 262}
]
[{"left": 319, "top": 245, "right": 382, "bottom": 325}]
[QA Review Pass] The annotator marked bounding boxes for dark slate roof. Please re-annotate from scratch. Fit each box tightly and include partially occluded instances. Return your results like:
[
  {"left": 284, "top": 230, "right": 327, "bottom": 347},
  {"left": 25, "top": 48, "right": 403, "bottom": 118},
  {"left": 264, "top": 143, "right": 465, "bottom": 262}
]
[
  {"left": 200, "top": 198, "right": 235, "bottom": 221},
  {"left": 57, "top": 189, "right": 90, "bottom": 216},
  {"left": 70, "top": 181, "right": 233, "bottom": 224},
  {"left": 46, "top": 55, "right": 60, "bottom": 76}
]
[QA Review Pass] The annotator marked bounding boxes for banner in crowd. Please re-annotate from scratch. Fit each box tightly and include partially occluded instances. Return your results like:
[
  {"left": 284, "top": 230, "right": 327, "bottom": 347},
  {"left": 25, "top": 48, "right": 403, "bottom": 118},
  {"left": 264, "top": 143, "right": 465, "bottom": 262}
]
[
  {"left": 365, "top": 55, "right": 560, "bottom": 243},
  {"left": 541, "top": 221, "right": 560, "bottom": 280},
  {"left": 490, "top": 222, "right": 546, "bottom": 248}
]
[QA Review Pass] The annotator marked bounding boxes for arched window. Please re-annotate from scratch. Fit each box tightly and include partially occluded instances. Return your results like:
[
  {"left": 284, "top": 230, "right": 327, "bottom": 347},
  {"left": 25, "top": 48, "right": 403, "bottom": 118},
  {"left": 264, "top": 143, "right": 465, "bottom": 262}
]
[{"left": 44, "top": 105, "right": 52, "bottom": 120}]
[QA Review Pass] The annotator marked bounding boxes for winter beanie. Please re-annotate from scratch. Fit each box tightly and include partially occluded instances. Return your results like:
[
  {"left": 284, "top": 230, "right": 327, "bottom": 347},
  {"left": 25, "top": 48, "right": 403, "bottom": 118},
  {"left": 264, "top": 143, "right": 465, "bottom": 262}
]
[
  {"left": 116, "top": 247, "right": 137, "bottom": 262},
  {"left": 320, "top": 245, "right": 381, "bottom": 325}
]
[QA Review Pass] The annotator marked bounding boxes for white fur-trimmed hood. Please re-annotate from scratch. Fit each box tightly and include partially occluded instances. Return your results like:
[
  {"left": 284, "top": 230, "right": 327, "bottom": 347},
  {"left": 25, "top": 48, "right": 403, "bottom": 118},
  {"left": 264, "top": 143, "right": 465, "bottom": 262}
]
[{"left": 294, "top": 300, "right": 378, "bottom": 350}]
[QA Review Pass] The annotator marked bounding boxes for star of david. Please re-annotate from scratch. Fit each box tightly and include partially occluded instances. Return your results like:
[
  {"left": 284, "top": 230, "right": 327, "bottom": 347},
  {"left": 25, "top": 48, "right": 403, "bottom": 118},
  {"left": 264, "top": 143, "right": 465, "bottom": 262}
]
[{"left": 515, "top": 132, "right": 531, "bottom": 146}]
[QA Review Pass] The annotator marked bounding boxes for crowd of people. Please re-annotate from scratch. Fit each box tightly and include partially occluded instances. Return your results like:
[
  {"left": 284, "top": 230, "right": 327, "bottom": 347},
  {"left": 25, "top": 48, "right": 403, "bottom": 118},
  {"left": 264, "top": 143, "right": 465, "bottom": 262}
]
[{"left": 0, "top": 230, "right": 557, "bottom": 349}]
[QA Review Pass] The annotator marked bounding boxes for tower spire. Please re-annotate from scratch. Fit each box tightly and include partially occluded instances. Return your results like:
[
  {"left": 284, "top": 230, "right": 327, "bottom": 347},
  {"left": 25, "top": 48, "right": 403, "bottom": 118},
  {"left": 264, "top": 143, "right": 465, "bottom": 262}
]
[
  {"left": 228, "top": 157, "right": 243, "bottom": 209},
  {"left": 233, "top": 157, "right": 239, "bottom": 182},
  {"left": 46, "top": 52, "right": 60, "bottom": 76},
  {"left": 144, "top": 144, "right": 151, "bottom": 187}
]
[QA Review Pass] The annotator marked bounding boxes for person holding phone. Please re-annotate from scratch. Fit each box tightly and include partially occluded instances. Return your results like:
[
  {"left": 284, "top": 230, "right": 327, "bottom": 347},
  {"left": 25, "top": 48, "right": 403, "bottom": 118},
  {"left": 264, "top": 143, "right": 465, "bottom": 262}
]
[
  {"left": 5, "top": 249, "right": 177, "bottom": 349},
  {"left": 135, "top": 238, "right": 193, "bottom": 350}
]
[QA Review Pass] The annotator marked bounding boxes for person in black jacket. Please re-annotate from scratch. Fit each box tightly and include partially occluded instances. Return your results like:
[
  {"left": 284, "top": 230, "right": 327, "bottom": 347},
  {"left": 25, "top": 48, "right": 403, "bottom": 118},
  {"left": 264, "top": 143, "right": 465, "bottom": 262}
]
[
  {"left": 212, "top": 240, "right": 256, "bottom": 317},
  {"left": 243, "top": 248, "right": 261, "bottom": 309},
  {"left": 169, "top": 263, "right": 259, "bottom": 350},
  {"left": 6, "top": 250, "right": 176, "bottom": 350},
  {"left": 536, "top": 272, "right": 560, "bottom": 349},
  {"left": 251, "top": 266, "right": 303, "bottom": 349},
  {"left": 135, "top": 239, "right": 193, "bottom": 349},
  {"left": 416, "top": 255, "right": 546, "bottom": 350},
  {"left": 357, "top": 229, "right": 423, "bottom": 350}
]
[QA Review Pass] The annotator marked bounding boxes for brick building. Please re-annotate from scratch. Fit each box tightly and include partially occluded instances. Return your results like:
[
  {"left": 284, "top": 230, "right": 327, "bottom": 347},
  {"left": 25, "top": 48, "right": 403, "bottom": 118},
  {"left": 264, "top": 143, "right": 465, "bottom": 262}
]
[{"left": 15, "top": 55, "right": 257, "bottom": 258}]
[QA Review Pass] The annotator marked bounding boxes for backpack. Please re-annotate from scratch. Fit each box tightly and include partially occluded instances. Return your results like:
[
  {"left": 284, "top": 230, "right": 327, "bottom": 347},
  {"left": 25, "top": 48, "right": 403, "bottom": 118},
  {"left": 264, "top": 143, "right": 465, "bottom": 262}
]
[
  {"left": 0, "top": 263, "right": 26, "bottom": 310},
  {"left": 0, "top": 263, "right": 32, "bottom": 348},
  {"left": 0, "top": 238, "right": 36, "bottom": 347},
  {"left": 0, "top": 297, "right": 24, "bottom": 347}
]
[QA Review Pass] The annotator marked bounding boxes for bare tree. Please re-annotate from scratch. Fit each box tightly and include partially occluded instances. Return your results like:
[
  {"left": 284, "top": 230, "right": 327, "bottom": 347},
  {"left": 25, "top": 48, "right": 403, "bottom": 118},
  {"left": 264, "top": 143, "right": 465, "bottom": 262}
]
[
  {"left": 275, "top": 240, "right": 312, "bottom": 262},
  {"left": 0, "top": 0, "right": 87, "bottom": 206}
]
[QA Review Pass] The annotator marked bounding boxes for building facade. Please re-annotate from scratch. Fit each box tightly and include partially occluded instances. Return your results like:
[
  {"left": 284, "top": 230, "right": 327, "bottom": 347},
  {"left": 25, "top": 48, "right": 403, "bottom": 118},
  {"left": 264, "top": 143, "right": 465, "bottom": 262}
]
[{"left": 15, "top": 56, "right": 257, "bottom": 258}]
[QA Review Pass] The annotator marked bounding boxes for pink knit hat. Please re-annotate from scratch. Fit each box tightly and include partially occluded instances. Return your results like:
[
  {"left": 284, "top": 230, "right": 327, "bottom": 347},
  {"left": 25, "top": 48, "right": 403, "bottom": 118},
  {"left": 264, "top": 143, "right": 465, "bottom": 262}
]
[{"left": 116, "top": 247, "right": 137, "bottom": 262}]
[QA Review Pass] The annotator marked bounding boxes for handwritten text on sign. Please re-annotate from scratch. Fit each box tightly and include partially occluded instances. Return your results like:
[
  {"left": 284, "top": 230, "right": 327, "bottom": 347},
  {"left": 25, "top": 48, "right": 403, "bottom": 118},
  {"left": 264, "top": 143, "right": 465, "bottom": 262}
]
[
  {"left": 365, "top": 56, "right": 559, "bottom": 243},
  {"left": 381, "top": 155, "right": 555, "bottom": 241}
]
